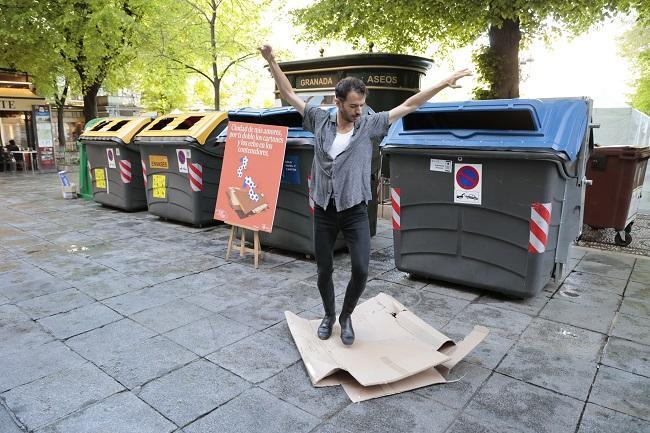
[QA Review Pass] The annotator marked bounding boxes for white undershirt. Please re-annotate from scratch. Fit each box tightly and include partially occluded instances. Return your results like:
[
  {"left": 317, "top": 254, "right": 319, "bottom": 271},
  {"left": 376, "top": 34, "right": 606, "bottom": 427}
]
[{"left": 328, "top": 129, "right": 353, "bottom": 159}]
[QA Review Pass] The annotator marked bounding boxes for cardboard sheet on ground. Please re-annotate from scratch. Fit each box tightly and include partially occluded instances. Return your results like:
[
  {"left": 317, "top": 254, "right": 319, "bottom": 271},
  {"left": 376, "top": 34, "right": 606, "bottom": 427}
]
[{"left": 285, "top": 293, "right": 489, "bottom": 402}]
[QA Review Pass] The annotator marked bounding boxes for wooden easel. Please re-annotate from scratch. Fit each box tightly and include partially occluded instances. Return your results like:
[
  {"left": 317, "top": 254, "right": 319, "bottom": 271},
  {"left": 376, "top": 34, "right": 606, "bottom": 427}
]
[{"left": 225, "top": 224, "right": 262, "bottom": 269}]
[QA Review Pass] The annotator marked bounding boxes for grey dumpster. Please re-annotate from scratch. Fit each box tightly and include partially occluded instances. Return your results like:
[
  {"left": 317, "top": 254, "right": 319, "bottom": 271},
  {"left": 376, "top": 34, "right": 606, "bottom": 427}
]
[
  {"left": 219, "top": 105, "right": 381, "bottom": 255},
  {"left": 382, "top": 98, "right": 594, "bottom": 298},
  {"left": 134, "top": 112, "right": 229, "bottom": 226},
  {"left": 80, "top": 117, "right": 152, "bottom": 211}
]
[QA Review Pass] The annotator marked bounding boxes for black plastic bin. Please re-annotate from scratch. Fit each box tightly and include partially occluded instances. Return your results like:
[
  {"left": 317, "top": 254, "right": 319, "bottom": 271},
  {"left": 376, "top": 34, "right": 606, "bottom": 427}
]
[
  {"left": 382, "top": 98, "right": 594, "bottom": 298},
  {"left": 134, "top": 112, "right": 228, "bottom": 226}
]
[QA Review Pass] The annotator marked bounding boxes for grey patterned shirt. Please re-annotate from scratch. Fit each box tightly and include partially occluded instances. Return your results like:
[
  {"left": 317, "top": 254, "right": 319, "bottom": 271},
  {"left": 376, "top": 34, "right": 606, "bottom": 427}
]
[{"left": 302, "top": 102, "right": 390, "bottom": 211}]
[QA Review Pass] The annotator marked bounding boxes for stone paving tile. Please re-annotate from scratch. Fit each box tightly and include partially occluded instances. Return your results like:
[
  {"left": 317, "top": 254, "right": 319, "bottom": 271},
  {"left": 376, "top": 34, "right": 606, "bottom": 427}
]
[
  {"left": 0, "top": 272, "right": 73, "bottom": 303},
  {"left": 421, "top": 280, "right": 483, "bottom": 302},
  {"left": 496, "top": 318, "right": 605, "bottom": 399},
  {"left": 414, "top": 362, "right": 492, "bottom": 409},
  {"left": 137, "top": 359, "right": 250, "bottom": 427},
  {"left": 17, "top": 288, "right": 94, "bottom": 319},
  {"left": 374, "top": 268, "right": 429, "bottom": 290},
  {"left": 539, "top": 292, "right": 620, "bottom": 334},
  {"left": 634, "top": 258, "right": 650, "bottom": 272},
  {"left": 65, "top": 317, "right": 157, "bottom": 362},
  {"left": 0, "top": 403, "right": 23, "bottom": 433},
  {"left": 260, "top": 362, "right": 350, "bottom": 419},
  {"left": 164, "top": 313, "right": 257, "bottom": 357},
  {"left": 619, "top": 296, "right": 650, "bottom": 319},
  {"left": 1, "top": 362, "right": 124, "bottom": 431},
  {"left": 463, "top": 373, "right": 583, "bottom": 433},
  {"left": 564, "top": 271, "right": 627, "bottom": 295},
  {"left": 449, "top": 303, "right": 532, "bottom": 340},
  {"left": 328, "top": 390, "right": 458, "bottom": 433},
  {"left": 0, "top": 341, "right": 87, "bottom": 393},
  {"left": 0, "top": 320, "right": 55, "bottom": 356},
  {"left": 590, "top": 365, "right": 650, "bottom": 421},
  {"left": 0, "top": 303, "right": 32, "bottom": 323},
  {"left": 75, "top": 270, "right": 151, "bottom": 300},
  {"left": 474, "top": 291, "right": 551, "bottom": 316},
  {"left": 95, "top": 335, "right": 198, "bottom": 389},
  {"left": 581, "top": 252, "right": 636, "bottom": 267},
  {"left": 602, "top": 336, "right": 650, "bottom": 377},
  {"left": 183, "top": 387, "right": 320, "bottom": 433},
  {"left": 101, "top": 285, "right": 179, "bottom": 316},
  {"left": 630, "top": 269, "right": 650, "bottom": 284},
  {"left": 446, "top": 413, "right": 524, "bottom": 433},
  {"left": 574, "top": 259, "right": 633, "bottom": 281},
  {"left": 130, "top": 300, "right": 213, "bottom": 334},
  {"left": 184, "top": 284, "right": 257, "bottom": 314},
  {"left": 37, "top": 302, "right": 123, "bottom": 339},
  {"left": 218, "top": 289, "right": 313, "bottom": 331},
  {"left": 207, "top": 331, "right": 300, "bottom": 383},
  {"left": 264, "top": 259, "right": 318, "bottom": 282},
  {"left": 577, "top": 403, "right": 650, "bottom": 433},
  {"left": 611, "top": 313, "right": 650, "bottom": 346},
  {"left": 36, "top": 391, "right": 177, "bottom": 433}
]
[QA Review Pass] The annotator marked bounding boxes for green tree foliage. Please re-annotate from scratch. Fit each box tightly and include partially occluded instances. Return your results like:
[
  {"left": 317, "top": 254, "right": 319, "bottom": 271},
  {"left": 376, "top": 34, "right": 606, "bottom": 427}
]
[
  {"left": 137, "top": 0, "right": 271, "bottom": 111},
  {"left": 294, "top": 0, "right": 634, "bottom": 99},
  {"left": 620, "top": 7, "right": 650, "bottom": 113},
  {"left": 0, "top": 0, "right": 147, "bottom": 120}
]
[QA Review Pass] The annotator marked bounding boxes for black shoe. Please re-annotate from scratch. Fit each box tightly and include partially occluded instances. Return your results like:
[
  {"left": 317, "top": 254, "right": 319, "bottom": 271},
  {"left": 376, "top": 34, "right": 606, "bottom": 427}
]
[
  {"left": 339, "top": 315, "right": 355, "bottom": 345},
  {"left": 317, "top": 315, "right": 335, "bottom": 340}
]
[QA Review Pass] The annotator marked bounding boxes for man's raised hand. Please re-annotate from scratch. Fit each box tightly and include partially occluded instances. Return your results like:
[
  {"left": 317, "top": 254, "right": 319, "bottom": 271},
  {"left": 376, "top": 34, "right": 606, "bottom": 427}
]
[
  {"left": 259, "top": 44, "right": 274, "bottom": 62},
  {"left": 445, "top": 68, "right": 472, "bottom": 88}
]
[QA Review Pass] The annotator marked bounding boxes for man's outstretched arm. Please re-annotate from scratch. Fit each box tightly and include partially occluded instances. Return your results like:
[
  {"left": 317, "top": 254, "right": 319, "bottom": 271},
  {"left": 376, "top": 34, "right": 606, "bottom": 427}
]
[
  {"left": 388, "top": 69, "right": 472, "bottom": 125},
  {"left": 260, "top": 44, "right": 306, "bottom": 115}
]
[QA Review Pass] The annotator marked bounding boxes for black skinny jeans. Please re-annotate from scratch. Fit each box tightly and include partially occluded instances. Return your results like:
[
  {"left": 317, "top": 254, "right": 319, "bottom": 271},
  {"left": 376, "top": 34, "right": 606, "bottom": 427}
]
[{"left": 314, "top": 199, "right": 370, "bottom": 319}]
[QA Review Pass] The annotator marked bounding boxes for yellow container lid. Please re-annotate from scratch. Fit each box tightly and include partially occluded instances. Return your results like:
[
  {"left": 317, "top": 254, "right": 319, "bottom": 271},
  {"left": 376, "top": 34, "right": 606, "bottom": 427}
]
[
  {"left": 134, "top": 112, "right": 228, "bottom": 145},
  {"left": 80, "top": 117, "right": 152, "bottom": 144}
]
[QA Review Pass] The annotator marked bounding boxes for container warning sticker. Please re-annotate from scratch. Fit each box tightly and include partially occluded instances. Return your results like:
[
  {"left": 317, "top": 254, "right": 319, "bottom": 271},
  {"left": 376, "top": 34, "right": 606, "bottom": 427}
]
[
  {"left": 152, "top": 174, "right": 166, "bottom": 198},
  {"left": 106, "top": 149, "right": 116, "bottom": 169},
  {"left": 149, "top": 155, "right": 169, "bottom": 170},
  {"left": 430, "top": 159, "right": 452, "bottom": 173},
  {"left": 115, "top": 148, "right": 120, "bottom": 156},
  {"left": 94, "top": 168, "right": 106, "bottom": 189},
  {"left": 454, "top": 163, "right": 482, "bottom": 205},
  {"left": 176, "top": 149, "right": 190, "bottom": 173}
]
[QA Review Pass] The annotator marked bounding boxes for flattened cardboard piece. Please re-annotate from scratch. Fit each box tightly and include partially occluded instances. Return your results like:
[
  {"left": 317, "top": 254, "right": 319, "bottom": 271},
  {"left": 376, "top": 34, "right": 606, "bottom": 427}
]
[{"left": 285, "top": 292, "right": 490, "bottom": 402}]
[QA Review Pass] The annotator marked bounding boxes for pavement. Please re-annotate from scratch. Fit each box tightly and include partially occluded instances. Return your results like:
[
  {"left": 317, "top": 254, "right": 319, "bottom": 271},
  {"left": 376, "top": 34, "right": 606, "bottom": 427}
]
[{"left": 1, "top": 169, "right": 649, "bottom": 433}]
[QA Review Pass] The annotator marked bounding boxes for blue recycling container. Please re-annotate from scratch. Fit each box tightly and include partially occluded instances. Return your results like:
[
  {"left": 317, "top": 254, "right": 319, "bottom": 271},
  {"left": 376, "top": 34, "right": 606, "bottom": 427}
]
[
  {"left": 217, "top": 105, "right": 381, "bottom": 255},
  {"left": 382, "top": 98, "right": 594, "bottom": 298}
]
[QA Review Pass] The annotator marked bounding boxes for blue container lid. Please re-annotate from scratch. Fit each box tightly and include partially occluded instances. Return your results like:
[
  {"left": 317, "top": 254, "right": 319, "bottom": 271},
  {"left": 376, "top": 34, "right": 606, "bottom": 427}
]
[
  {"left": 222, "top": 105, "right": 376, "bottom": 140},
  {"left": 222, "top": 106, "right": 326, "bottom": 139},
  {"left": 382, "top": 98, "right": 590, "bottom": 161}
]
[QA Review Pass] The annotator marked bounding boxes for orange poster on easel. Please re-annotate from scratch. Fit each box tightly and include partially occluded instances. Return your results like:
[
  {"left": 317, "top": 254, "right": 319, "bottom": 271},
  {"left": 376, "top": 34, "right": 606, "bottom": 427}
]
[{"left": 214, "top": 121, "right": 288, "bottom": 233}]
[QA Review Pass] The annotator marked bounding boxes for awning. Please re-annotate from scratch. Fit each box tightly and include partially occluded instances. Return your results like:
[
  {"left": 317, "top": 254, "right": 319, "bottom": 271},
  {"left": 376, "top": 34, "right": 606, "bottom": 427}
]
[{"left": 0, "top": 88, "right": 47, "bottom": 112}]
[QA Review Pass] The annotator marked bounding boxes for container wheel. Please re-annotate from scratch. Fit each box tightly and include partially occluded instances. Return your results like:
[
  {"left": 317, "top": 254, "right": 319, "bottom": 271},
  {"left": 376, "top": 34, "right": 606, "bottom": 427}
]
[
  {"left": 615, "top": 231, "right": 632, "bottom": 247},
  {"left": 625, "top": 222, "right": 634, "bottom": 234}
]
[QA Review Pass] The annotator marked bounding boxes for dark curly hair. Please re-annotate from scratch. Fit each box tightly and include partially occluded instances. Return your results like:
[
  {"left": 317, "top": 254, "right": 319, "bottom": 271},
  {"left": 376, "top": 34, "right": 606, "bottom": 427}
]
[{"left": 335, "top": 77, "right": 367, "bottom": 100}]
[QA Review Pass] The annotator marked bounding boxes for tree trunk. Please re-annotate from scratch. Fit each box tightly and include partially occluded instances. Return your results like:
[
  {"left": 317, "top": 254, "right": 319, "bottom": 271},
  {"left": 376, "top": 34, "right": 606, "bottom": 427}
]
[
  {"left": 57, "top": 104, "right": 66, "bottom": 151},
  {"left": 213, "top": 77, "right": 220, "bottom": 111},
  {"left": 56, "top": 84, "right": 69, "bottom": 151},
  {"left": 82, "top": 81, "right": 102, "bottom": 120},
  {"left": 488, "top": 19, "right": 521, "bottom": 98}
]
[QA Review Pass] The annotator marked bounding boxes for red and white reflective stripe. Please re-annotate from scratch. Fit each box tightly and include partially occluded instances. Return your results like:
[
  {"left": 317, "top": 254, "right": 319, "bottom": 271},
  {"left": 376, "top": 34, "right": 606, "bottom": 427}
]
[
  {"left": 528, "top": 202, "right": 552, "bottom": 254},
  {"left": 189, "top": 162, "right": 202, "bottom": 192},
  {"left": 307, "top": 175, "right": 314, "bottom": 214},
  {"left": 141, "top": 160, "right": 147, "bottom": 187},
  {"left": 391, "top": 187, "right": 401, "bottom": 230},
  {"left": 119, "top": 160, "right": 132, "bottom": 184}
]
